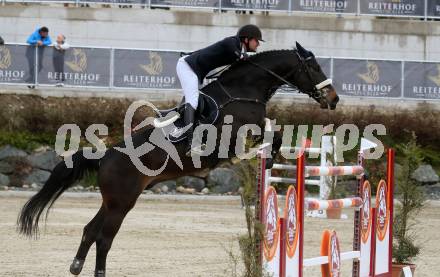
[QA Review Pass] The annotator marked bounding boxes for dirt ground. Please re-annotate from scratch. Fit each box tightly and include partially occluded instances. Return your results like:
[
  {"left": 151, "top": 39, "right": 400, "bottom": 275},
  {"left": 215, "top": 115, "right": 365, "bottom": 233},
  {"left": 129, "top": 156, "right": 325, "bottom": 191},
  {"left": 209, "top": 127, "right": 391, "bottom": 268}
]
[{"left": 1, "top": 192, "right": 439, "bottom": 277}]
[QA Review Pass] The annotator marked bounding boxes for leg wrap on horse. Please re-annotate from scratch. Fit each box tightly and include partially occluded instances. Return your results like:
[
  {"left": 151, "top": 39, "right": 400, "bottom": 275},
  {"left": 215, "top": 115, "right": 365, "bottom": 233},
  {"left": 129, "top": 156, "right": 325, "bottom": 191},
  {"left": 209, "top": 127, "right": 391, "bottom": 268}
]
[{"left": 70, "top": 258, "right": 85, "bottom": 275}]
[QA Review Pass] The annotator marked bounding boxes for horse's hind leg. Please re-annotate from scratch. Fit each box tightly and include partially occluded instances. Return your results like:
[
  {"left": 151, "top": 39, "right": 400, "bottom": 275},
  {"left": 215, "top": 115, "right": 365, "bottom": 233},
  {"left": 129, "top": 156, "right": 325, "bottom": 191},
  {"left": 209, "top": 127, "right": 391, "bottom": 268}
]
[
  {"left": 70, "top": 205, "right": 105, "bottom": 275},
  {"left": 94, "top": 205, "right": 132, "bottom": 277}
]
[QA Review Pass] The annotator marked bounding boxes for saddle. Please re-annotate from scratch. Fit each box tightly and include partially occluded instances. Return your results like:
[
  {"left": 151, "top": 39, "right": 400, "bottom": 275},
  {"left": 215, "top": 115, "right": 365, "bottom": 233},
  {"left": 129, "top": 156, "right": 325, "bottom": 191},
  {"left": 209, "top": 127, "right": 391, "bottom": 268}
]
[{"left": 155, "top": 92, "right": 220, "bottom": 143}]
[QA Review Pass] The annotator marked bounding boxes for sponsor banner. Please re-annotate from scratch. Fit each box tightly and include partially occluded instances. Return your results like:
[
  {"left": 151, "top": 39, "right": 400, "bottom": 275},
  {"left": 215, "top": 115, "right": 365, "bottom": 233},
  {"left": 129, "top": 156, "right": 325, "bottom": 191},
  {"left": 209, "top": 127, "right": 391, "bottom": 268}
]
[
  {"left": 404, "top": 62, "right": 440, "bottom": 99},
  {"left": 427, "top": 0, "right": 440, "bottom": 17},
  {"left": 221, "top": 0, "right": 289, "bottom": 11},
  {"left": 25, "top": 0, "right": 76, "bottom": 1},
  {"left": 317, "top": 57, "right": 331, "bottom": 77},
  {"left": 80, "top": 0, "right": 144, "bottom": 3},
  {"left": 151, "top": 0, "right": 218, "bottom": 8},
  {"left": 38, "top": 47, "right": 111, "bottom": 87},
  {"left": 333, "top": 59, "right": 402, "bottom": 98},
  {"left": 0, "top": 44, "right": 32, "bottom": 84},
  {"left": 113, "top": 49, "right": 180, "bottom": 89},
  {"left": 293, "top": 0, "right": 357, "bottom": 14},
  {"left": 360, "top": 0, "right": 425, "bottom": 17}
]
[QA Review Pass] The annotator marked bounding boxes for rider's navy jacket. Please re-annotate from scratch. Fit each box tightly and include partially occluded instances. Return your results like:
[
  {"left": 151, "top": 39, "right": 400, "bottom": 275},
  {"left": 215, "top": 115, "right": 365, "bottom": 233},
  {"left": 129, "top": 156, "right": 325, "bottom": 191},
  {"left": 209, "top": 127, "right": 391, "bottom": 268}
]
[{"left": 184, "top": 36, "right": 242, "bottom": 83}]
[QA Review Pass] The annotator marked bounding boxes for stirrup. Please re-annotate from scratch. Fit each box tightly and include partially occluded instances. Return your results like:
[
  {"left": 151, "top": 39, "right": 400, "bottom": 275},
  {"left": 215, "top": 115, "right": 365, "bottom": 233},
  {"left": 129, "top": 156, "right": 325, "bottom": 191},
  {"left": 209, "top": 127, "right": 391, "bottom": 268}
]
[{"left": 186, "top": 143, "right": 206, "bottom": 157}]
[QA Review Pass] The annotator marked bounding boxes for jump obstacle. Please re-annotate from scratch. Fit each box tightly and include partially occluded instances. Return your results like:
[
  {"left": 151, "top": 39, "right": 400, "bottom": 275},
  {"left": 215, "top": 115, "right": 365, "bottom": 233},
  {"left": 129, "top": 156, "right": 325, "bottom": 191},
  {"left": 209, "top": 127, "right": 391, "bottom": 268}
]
[
  {"left": 256, "top": 144, "right": 395, "bottom": 277},
  {"left": 265, "top": 135, "right": 337, "bottom": 200}
]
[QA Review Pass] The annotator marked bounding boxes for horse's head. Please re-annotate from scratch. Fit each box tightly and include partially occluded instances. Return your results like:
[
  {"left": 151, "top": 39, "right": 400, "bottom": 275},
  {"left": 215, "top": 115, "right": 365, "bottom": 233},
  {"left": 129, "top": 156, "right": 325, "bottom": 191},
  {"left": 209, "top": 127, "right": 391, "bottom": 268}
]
[{"left": 291, "top": 42, "right": 339, "bottom": 110}]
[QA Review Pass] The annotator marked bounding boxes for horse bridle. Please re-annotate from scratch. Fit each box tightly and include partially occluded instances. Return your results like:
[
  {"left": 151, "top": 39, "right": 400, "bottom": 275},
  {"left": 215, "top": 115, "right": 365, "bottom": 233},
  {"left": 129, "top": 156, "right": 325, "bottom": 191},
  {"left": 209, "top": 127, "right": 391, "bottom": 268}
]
[
  {"left": 214, "top": 50, "right": 335, "bottom": 110},
  {"left": 294, "top": 51, "right": 335, "bottom": 108}
]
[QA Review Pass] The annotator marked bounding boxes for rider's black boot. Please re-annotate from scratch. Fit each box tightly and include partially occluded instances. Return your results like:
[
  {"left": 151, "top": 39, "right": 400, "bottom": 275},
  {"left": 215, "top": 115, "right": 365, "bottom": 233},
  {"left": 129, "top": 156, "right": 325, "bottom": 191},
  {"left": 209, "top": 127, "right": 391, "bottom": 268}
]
[{"left": 184, "top": 104, "right": 196, "bottom": 156}]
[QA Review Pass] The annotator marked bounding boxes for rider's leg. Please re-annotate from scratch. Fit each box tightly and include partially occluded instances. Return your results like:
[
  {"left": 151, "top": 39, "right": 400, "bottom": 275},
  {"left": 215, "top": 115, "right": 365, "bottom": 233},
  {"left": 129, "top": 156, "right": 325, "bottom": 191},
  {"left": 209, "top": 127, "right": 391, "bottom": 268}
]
[
  {"left": 176, "top": 56, "right": 199, "bottom": 110},
  {"left": 175, "top": 57, "right": 202, "bottom": 156}
]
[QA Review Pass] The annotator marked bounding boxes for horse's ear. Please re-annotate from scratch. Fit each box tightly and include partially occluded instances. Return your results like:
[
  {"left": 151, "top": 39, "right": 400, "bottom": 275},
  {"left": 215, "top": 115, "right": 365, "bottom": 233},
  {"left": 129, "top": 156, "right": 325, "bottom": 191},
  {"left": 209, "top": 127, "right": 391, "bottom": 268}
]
[{"left": 296, "top": 42, "right": 313, "bottom": 58}]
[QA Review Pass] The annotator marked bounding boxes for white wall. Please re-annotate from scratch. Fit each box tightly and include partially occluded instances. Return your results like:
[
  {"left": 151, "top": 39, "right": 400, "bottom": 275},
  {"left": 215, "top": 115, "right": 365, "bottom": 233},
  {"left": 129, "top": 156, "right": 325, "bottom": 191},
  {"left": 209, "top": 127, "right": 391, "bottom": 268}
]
[{"left": 1, "top": 5, "right": 439, "bottom": 61}]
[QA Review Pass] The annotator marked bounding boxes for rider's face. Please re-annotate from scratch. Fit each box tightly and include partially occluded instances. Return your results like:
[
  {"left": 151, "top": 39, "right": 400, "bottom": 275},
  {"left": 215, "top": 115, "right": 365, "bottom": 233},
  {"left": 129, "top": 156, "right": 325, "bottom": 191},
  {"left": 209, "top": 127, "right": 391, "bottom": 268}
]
[{"left": 247, "top": 38, "right": 260, "bottom": 52}]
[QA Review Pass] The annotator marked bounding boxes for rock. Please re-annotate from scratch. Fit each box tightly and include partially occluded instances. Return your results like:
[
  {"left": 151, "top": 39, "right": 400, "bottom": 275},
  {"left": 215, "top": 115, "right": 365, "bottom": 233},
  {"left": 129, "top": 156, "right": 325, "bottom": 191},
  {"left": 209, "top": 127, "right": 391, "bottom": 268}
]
[
  {"left": 34, "top": 146, "right": 51, "bottom": 153},
  {"left": 201, "top": 188, "right": 210, "bottom": 194},
  {"left": 153, "top": 186, "right": 162, "bottom": 194},
  {"left": 176, "top": 186, "right": 196, "bottom": 194},
  {"left": 424, "top": 183, "right": 440, "bottom": 200},
  {"left": 0, "top": 173, "right": 10, "bottom": 186},
  {"left": 22, "top": 184, "right": 29, "bottom": 189},
  {"left": 143, "top": 190, "right": 154, "bottom": 195},
  {"left": 0, "top": 145, "right": 28, "bottom": 160},
  {"left": 27, "top": 150, "right": 62, "bottom": 171},
  {"left": 0, "top": 161, "right": 14, "bottom": 174},
  {"left": 176, "top": 186, "right": 185, "bottom": 193},
  {"left": 31, "top": 183, "right": 41, "bottom": 189},
  {"left": 2, "top": 186, "right": 8, "bottom": 191},
  {"left": 24, "top": 169, "right": 51, "bottom": 186},
  {"left": 411, "top": 165, "right": 439, "bottom": 184},
  {"left": 152, "top": 180, "right": 176, "bottom": 192},
  {"left": 161, "top": 185, "right": 169, "bottom": 193},
  {"left": 207, "top": 168, "right": 240, "bottom": 194},
  {"left": 182, "top": 177, "right": 205, "bottom": 192}
]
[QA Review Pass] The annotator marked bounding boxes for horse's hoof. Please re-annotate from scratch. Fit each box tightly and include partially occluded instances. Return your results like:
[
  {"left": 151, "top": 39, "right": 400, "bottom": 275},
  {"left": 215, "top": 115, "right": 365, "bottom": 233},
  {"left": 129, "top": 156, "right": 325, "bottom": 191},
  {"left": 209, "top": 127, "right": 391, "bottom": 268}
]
[
  {"left": 95, "top": 270, "right": 106, "bottom": 277},
  {"left": 69, "top": 258, "right": 85, "bottom": 275},
  {"left": 265, "top": 158, "right": 274, "bottom": 169}
]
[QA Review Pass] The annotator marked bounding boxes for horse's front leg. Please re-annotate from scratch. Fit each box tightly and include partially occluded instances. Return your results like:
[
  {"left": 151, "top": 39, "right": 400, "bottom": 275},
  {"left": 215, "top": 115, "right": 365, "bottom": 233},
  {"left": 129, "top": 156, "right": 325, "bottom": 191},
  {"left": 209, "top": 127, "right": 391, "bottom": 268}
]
[{"left": 265, "top": 130, "right": 282, "bottom": 169}]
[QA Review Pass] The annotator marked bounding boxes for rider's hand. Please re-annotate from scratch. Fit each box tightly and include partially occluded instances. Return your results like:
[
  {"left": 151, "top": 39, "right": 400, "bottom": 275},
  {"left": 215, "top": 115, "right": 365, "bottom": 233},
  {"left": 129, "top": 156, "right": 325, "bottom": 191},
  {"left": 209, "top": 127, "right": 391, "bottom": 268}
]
[{"left": 240, "top": 52, "right": 249, "bottom": 60}]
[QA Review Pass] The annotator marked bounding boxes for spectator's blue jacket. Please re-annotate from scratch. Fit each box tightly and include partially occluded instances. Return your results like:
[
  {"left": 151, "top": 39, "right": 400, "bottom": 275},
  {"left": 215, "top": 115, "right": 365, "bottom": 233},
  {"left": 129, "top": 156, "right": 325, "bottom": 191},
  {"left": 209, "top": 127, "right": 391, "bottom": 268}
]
[{"left": 26, "top": 28, "right": 52, "bottom": 46}]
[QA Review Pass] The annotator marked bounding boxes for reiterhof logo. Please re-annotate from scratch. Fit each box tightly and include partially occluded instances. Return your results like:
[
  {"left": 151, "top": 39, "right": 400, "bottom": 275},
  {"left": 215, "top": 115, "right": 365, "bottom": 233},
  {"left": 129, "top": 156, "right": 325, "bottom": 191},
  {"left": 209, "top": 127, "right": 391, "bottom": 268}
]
[
  {"left": 330, "top": 231, "right": 341, "bottom": 277},
  {"left": 285, "top": 186, "right": 298, "bottom": 258},
  {"left": 428, "top": 65, "right": 440, "bottom": 86},
  {"left": 0, "top": 46, "right": 12, "bottom": 69},
  {"left": 376, "top": 180, "right": 389, "bottom": 241},
  {"left": 47, "top": 48, "right": 102, "bottom": 86},
  {"left": 121, "top": 51, "right": 176, "bottom": 88},
  {"left": 358, "top": 61, "right": 380, "bottom": 84},
  {"left": 263, "top": 187, "right": 279, "bottom": 261},
  {"left": 367, "top": 0, "right": 417, "bottom": 14},
  {"left": 361, "top": 181, "right": 372, "bottom": 244},
  {"left": 408, "top": 62, "right": 440, "bottom": 98},
  {"left": 0, "top": 46, "right": 25, "bottom": 82},
  {"left": 139, "top": 52, "right": 163, "bottom": 75},
  {"left": 66, "top": 48, "right": 87, "bottom": 72},
  {"left": 340, "top": 60, "right": 394, "bottom": 96}
]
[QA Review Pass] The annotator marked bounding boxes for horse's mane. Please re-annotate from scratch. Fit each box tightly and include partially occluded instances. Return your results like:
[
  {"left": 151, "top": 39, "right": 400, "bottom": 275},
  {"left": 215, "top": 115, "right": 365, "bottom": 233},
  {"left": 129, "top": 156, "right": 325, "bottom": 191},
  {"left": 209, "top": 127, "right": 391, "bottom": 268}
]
[{"left": 219, "top": 49, "right": 295, "bottom": 79}]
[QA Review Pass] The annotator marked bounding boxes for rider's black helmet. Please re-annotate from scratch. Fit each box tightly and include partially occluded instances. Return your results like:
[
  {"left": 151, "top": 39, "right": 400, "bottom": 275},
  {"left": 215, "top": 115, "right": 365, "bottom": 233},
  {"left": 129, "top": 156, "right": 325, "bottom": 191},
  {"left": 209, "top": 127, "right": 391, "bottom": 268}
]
[{"left": 237, "top": 24, "right": 264, "bottom": 42}]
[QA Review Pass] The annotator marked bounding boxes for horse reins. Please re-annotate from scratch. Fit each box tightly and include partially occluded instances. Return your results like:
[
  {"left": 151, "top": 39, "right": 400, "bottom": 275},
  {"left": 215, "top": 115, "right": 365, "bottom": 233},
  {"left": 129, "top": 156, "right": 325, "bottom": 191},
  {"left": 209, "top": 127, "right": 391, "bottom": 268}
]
[
  {"left": 213, "top": 58, "right": 299, "bottom": 109},
  {"left": 212, "top": 50, "right": 332, "bottom": 110}
]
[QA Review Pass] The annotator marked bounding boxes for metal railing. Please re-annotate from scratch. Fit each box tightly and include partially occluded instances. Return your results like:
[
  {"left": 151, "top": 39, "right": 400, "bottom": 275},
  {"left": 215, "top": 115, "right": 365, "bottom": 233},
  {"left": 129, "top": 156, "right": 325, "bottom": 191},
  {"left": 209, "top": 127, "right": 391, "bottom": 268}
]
[
  {"left": 1, "top": 0, "right": 439, "bottom": 20},
  {"left": 1, "top": 43, "right": 440, "bottom": 101}
]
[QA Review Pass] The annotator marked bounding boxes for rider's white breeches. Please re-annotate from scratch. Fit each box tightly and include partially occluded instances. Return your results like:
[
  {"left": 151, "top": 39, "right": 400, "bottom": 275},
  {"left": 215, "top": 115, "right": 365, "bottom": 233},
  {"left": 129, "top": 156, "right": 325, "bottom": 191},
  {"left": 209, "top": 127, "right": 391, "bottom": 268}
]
[{"left": 176, "top": 56, "right": 199, "bottom": 110}]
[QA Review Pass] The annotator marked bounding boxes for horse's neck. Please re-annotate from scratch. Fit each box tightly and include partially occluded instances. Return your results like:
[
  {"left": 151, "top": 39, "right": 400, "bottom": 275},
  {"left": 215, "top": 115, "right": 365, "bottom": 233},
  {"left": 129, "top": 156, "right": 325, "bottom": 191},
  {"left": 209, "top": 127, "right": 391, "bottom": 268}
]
[
  {"left": 219, "top": 63, "right": 284, "bottom": 100},
  {"left": 203, "top": 52, "right": 296, "bottom": 104}
]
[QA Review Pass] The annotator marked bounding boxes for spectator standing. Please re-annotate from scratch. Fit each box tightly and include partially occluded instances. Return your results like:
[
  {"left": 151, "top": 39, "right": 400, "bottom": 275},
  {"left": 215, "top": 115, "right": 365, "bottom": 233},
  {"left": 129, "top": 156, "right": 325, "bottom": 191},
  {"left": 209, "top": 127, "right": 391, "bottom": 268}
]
[
  {"left": 25, "top": 26, "right": 52, "bottom": 88},
  {"left": 53, "top": 34, "right": 70, "bottom": 87}
]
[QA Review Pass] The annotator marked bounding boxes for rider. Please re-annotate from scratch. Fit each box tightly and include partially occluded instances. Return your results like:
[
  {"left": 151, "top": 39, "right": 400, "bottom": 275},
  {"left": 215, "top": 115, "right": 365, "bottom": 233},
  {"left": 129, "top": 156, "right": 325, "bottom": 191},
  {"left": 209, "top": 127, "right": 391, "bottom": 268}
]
[{"left": 174, "top": 24, "right": 264, "bottom": 156}]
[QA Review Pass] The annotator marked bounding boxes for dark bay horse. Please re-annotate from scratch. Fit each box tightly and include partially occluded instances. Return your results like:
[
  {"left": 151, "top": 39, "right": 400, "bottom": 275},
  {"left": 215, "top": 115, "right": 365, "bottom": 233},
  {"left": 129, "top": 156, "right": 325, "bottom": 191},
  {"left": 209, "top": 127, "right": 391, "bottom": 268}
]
[{"left": 17, "top": 43, "right": 339, "bottom": 277}]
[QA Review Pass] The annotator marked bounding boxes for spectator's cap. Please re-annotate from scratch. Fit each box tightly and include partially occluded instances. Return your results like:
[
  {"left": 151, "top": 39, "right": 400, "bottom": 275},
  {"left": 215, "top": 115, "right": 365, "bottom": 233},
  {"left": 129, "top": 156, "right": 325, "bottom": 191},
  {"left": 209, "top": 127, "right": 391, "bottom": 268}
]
[
  {"left": 237, "top": 24, "right": 264, "bottom": 42},
  {"left": 39, "top": 27, "right": 49, "bottom": 33}
]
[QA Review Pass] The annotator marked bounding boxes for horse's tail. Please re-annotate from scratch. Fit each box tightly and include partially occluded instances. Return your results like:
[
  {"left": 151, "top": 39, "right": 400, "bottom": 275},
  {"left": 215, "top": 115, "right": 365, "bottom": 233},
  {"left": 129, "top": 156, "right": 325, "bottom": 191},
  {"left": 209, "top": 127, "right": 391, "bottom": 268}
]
[{"left": 17, "top": 150, "right": 101, "bottom": 238}]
